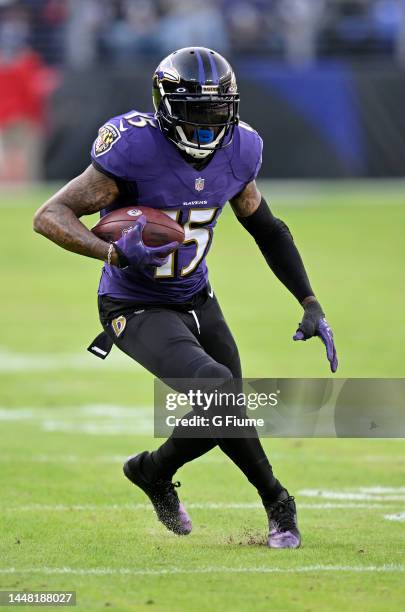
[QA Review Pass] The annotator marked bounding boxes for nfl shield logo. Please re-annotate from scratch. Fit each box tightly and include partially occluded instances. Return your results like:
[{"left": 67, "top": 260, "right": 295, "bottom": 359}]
[{"left": 195, "top": 177, "right": 205, "bottom": 192}]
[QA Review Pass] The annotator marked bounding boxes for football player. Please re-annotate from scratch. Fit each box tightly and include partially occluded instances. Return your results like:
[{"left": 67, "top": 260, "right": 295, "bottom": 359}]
[{"left": 34, "top": 47, "right": 337, "bottom": 549}]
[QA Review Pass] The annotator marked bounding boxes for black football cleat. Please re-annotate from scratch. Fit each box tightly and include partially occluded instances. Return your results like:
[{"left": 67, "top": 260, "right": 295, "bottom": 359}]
[
  {"left": 266, "top": 491, "right": 301, "bottom": 549},
  {"left": 123, "top": 451, "right": 192, "bottom": 535}
]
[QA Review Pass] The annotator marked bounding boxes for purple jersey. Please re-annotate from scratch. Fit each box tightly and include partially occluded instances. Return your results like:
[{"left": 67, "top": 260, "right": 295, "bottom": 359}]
[{"left": 91, "top": 110, "right": 262, "bottom": 304}]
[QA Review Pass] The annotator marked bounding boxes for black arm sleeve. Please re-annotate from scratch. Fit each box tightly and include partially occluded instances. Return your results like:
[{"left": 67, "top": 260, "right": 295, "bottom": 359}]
[{"left": 237, "top": 197, "right": 314, "bottom": 303}]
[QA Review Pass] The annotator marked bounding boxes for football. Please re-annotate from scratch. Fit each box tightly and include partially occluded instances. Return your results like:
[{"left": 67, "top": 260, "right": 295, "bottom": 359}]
[{"left": 91, "top": 206, "right": 185, "bottom": 247}]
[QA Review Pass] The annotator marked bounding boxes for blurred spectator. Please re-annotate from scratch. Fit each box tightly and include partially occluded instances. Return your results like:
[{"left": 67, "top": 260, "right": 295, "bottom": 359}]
[
  {"left": 37, "top": 0, "right": 68, "bottom": 64},
  {"left": 0, "top": 2, "right": 57, "bottom": 180},
  {"left": 335, "top": 0, "right": 372, "bottom": 48},
  {"left": 1, "top": 0, "right": 404, "bottom": 69},
  {"left": 66, "top": 0, "right": 104, "bottom": 68},
  {"left": 321, "top": 0, "right": 400, "bottom": 58},
  {"left": 20, "top": 0, "right": 68, "bottom": 65},
  {"left": 156, "top": 0, "right": 229, "bottom": 55},
  {"left": 99, "top": 0, "right": 160, "bottom": 63},
  {"left": 278, "top": 0, "right": 326, "bottom": 65},
  {"left": 224, "top": 1, "right": 275, "bottom": 53},
  {"left": 397, "top": 0, "right": 405, "bottom": 66},
  {"left": 372, "top": 0, "right": 400, "bottom": 49}
]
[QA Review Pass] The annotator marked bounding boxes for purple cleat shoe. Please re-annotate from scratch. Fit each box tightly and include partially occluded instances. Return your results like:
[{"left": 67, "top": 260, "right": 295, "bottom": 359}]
[
  {"left": 123, "top": 451, "right": 192, "bottom": 535},
  {"left": 266, "top": 493, "right": 301, "bottom": 549}
]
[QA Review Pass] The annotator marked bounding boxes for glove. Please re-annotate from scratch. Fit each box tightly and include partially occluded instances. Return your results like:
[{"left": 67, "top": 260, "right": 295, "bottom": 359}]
[
  {"left": 293, "top": 299, "right": 338, "bottom": 373},
  {"left": 114, "top": 215, "right": 179, "bottom": 269}
]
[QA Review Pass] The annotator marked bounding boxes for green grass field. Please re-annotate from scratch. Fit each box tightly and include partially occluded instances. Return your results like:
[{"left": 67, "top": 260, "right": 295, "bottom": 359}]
[{"left": 1, "top": 180, "right": 405, "bottom": 611}]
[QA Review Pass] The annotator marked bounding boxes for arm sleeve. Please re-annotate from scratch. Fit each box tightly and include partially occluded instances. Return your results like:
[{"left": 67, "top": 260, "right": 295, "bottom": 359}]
[{"left": 237, "top": 197, "right": 314, "bottom": 303}]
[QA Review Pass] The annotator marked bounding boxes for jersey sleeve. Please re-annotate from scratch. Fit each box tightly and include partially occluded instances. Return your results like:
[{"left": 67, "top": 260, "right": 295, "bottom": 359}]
[
  {"left": 250, "top": 129, "right": 263, "bottom": 181},
  {"left": 91, "top": 115, "right": 132, "bottom": 181},
  {"left": 231, "top": 121, "right": 263, "bottom": 184}
]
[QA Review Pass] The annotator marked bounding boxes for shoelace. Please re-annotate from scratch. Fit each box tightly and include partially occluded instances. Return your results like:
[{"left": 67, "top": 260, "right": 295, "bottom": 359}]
[{"left": 269, "top": 496, "right": 296, "bottom": 531}]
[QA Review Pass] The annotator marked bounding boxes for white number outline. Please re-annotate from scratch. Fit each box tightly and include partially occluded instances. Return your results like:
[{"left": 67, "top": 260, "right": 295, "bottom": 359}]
[
  {"left": 120, "top": 111, "right": 157, "bottom": 131},
  {"left": 180, "top": 208, "right": 219, "bottom": 277},
  {"left": 153, "top": 210, "right": 181, "bottom": 279},
  {"left": 154, "top": 207, "right": 219, "bottom": 279}
]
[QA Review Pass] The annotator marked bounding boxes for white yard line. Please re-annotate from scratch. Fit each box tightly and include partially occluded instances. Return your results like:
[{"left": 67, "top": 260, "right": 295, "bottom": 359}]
[
  {"left": 384, "top": 512, "right": 405, "bottom": 522},
  {"left": 298, "top": 489, "right": 405, "bottom": 501},
  {"left": 299, "top": 488, "right": 405, "bottom": 516},
  {"left": 358, "top": 486, "right": 405, "bottom": 494},
  {"left": 0, "top": 564, "right": 405, "bottom": 576},
  {"left": 1, "top": 502, "right": 402, "bottom": 512},
  {"left": 0, "top": 405, "right": 152, "bottom": 420},
  {"left": 41, "top": 421, "right": 152, "bottom": 435},
  {"left": 0, "top": 454, "right": 126, "bottom": 464},
  {"left": 0, "top": 405, "right": 154, "bottom": 435},
  {"left": 0, "top": 348, "right": 140, "bottom": 372}
]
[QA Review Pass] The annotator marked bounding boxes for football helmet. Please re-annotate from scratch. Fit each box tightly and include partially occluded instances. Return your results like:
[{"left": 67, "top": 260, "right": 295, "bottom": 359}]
[{"left": 152, "top": 47, "right": 239, "bottom": 159}]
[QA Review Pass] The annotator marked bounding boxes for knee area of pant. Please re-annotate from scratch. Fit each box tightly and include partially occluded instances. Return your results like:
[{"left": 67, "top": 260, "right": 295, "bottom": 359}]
[{"left": 194, "top": 361, "right": 233, "bottom": 383}]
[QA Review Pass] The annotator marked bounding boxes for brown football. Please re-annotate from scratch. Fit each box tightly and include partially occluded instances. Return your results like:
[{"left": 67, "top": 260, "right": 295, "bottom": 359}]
[{"left": 91, "top": 206, "right": 185, "bottom": 247}]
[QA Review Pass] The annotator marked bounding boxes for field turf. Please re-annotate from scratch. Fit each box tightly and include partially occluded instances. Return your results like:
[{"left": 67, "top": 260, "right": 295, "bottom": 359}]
[{"left": 1, "top": 180, "right": 404, "bottom": 611}]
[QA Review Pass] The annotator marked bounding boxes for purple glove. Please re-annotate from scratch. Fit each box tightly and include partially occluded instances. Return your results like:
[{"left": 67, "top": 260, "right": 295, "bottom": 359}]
[
  {"left": 293, "top": 300, "right": 338, "bottom": 373},
  {"left": 114, "top": 215, "right": 179, "bottom": 269}
]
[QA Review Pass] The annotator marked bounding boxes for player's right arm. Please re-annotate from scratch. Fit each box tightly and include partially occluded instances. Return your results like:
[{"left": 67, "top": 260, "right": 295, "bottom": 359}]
[
  {"left": 33, "top": 163, "right": 178, "bottom": 269},
  {"left": 33, "top": 164, "right": 121, "bottom": 266}
]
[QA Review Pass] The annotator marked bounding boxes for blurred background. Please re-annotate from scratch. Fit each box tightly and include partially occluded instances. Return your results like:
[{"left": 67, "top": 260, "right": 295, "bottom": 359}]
[{"left": 0, "top": 0, "right": 404, "bottom": 181}]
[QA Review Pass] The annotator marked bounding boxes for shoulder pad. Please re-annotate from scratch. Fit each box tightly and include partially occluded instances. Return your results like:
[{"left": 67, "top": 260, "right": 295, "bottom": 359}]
[
  {"left": 91, "top": 111, "right": 160, "bottom": 180},
  {"left": 229, "top": 121, "right": 263, "bottom": 183}
]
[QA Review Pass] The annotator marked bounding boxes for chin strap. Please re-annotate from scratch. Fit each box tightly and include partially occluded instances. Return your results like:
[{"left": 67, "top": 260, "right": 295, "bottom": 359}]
[
  {"left": 175, "top": 125, "right": 225, "bottom": 159},
  {"left": 182, "top": 146, "right": 213, "bottom": 159}
]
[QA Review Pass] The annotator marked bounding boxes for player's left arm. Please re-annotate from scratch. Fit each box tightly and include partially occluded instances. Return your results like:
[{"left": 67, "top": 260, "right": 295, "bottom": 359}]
[{"left": 230, "top": 181, "right": 338, "bottom": 373}]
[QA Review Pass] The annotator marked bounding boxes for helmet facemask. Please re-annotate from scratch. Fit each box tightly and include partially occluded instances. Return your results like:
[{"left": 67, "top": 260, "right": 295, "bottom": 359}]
[{"left": 155, "top": 91, "right": 239, "bottom": 159}]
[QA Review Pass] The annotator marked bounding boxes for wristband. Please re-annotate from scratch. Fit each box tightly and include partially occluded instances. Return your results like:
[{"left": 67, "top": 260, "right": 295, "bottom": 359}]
[{"left": 107, "top": 243, "right": 114, "bottom": 266}]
